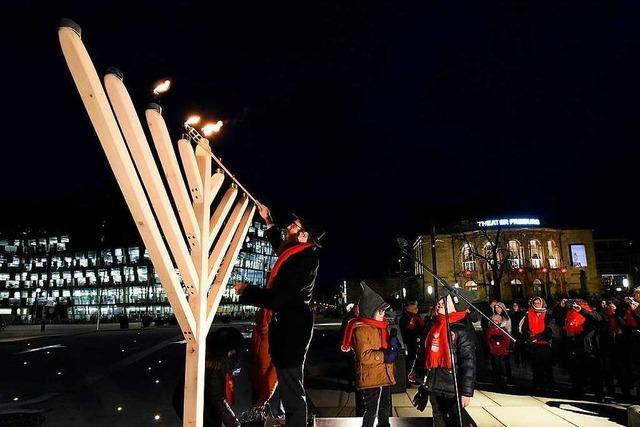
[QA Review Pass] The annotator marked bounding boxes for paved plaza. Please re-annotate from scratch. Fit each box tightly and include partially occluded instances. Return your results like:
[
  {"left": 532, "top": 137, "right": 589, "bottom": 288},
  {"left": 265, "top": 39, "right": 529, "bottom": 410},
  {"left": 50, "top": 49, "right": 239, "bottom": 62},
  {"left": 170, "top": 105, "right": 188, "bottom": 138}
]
[{"left": 0, "top": 321, "right": 633, "bottom": 426}]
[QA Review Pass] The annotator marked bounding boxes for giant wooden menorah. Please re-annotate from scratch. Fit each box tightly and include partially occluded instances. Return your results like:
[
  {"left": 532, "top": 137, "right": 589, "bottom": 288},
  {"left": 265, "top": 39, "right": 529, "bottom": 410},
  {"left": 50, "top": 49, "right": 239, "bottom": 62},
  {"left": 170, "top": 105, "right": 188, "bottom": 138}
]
[{"left": 58, "top": 19, "right": 256, "bottom": 427}]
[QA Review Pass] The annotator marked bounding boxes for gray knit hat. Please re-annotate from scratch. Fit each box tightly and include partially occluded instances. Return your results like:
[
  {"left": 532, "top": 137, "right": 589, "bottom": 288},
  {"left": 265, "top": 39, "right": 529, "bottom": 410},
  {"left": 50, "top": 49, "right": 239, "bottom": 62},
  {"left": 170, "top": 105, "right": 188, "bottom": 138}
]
[
  {"left": 358, "top": 281, "right": 390, "bottom": 319},
  {"left": 439, "top": 287, "right": 479, "bottom": 312}
]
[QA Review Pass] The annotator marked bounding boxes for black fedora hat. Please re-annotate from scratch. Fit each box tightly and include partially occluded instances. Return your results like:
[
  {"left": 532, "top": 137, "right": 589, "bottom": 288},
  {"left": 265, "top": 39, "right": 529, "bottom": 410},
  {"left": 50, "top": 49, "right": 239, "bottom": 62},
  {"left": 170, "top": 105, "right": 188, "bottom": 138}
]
[{"left": 291, "top": 213, "right": 325, "bottom": 248}]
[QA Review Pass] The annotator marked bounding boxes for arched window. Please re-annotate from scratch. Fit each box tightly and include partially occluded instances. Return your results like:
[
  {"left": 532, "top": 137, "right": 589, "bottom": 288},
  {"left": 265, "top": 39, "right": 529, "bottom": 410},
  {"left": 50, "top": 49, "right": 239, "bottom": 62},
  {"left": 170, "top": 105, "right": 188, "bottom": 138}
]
[
  {"left": 533, "top": 279, "right": 543, "bottom": 296},
  {"left": 510, "top": 279, "right": 523, "bottom": 299},
  {"left": 508, "top": 240, "right": 522, "bottom": 268},
  {"left": 483, "top": 241, "right": 501, "bottom": 268},
  {"left": 530, "top": 240, "right": 544, "bottom": 269},
  {"left": 547, "top": 240, "right": 559, "bottom": 268},
  {"left": 461, "top": 243, "right": 476, "bottom": 271}
]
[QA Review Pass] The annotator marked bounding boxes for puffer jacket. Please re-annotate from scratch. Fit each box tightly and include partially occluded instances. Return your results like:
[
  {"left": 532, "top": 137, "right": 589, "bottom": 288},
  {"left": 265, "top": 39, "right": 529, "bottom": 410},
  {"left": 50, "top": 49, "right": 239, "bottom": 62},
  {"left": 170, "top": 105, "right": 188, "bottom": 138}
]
[
  {"left": 423, "top": 320, "right": 476, "bottom": 398},
  {"left": 352, "top": 324, "right": 396, "bottom": 390}
]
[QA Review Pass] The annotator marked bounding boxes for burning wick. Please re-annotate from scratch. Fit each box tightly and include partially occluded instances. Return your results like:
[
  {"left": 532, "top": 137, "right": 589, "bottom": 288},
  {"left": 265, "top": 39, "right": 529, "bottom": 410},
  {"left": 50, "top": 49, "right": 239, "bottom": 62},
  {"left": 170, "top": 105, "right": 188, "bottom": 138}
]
[
  {"left": 184, "top": 115, "right": 201, "bottom": 126},
  {"left": 202, "top": 121, "right": 223, "bottom": 136},
  {"left": 152, "top": 79, "right": 171, "bottom": 96}
]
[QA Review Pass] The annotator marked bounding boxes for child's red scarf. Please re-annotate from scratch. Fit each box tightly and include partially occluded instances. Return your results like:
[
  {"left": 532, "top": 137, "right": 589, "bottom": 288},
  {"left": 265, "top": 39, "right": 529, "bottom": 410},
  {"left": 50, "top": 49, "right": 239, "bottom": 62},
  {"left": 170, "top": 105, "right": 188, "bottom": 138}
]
[
  {"left": 424, "top": 311, "right": 468, "bottom": 369},
  {"left": 340, "top": 317, "right": 389, "bottom": 352}
]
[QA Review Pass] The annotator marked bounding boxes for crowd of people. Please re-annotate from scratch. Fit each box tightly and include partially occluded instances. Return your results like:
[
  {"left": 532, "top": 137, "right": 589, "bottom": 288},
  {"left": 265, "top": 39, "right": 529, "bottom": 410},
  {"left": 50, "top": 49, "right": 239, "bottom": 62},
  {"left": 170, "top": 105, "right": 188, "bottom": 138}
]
[{"left": 398, "top": 287, "right": 640, "bottom": 402}]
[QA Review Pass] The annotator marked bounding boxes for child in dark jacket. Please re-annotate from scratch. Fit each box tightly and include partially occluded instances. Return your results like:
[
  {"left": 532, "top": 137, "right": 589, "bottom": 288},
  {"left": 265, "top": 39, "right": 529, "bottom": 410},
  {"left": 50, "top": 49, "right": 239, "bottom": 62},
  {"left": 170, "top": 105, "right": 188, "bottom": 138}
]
[
  {"left": 411, "top": 289, "right": 478, "bottom": 427},
  {"left": 174, "top": 327, "right": 243, "bottom": 427}
]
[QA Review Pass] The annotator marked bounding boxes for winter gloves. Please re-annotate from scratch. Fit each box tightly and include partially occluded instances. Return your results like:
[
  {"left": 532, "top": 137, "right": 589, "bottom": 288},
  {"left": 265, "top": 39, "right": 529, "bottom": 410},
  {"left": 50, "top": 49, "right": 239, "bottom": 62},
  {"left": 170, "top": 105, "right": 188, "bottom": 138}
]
[{"left": 383, "top": 329, "right": 400, "bottom": 364}]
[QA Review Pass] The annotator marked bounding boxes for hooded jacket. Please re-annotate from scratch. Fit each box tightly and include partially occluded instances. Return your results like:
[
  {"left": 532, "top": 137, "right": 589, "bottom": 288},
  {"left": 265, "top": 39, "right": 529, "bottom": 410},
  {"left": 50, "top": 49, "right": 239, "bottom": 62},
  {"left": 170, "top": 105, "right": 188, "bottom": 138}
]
[
  {"left": 347, "top": 282, "right": 396, "bottom": 389},
  {"left": 351, "top": 322, "right": 396, "bottom": 389},
  {"left": 492, "top": 302, "right": 512, "bottom": 334}
]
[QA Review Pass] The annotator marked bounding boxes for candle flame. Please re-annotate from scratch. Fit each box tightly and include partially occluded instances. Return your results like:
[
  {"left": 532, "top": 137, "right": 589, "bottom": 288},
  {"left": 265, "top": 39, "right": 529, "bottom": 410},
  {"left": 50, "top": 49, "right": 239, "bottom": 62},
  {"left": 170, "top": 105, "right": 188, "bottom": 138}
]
[
  {"left": 152, "top": 79, "right": 171, "bottom": 95},
  {"left": 184, "top": 115, "right": 201, "bottom": 126},
  {"left": 202, "top": 121, "right": 223, "bottom": 136}
]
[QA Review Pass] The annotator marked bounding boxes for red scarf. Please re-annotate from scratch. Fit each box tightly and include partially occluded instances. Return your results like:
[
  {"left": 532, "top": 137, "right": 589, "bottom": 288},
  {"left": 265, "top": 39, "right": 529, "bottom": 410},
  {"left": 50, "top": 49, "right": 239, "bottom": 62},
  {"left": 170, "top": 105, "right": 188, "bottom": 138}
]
[
  {"left": 625, "top": 307, "right": 639, "bottom": 328},
  {"left": 340, "top": 317, "right": 389, "bottom": 352},
  {"left": 605, "top": 307, "right": 620, "bottom": 333},
  {"left": 258, "top": 242, "right": 314, "bottom": 323},
  {"left": 424, "top": 311, "right": 468, "bottom": 369},
  {"left": 225, "top": 372, "right": 234, "bottom": 405},
  {"left": 527, "top": 308, "right": 546, "bottom": 336},
  {"left": 565, "top": 307, "right": 591, "bottom": 335},
  {"left": 268, "top": 242, "right": 314, "bottom": 288}
]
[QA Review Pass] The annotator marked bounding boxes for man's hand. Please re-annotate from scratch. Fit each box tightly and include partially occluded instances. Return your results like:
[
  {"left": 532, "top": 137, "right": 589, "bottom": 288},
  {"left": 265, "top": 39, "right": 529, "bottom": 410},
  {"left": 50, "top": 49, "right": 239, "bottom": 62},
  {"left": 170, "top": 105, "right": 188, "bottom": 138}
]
[
  {"left": 256, "top": 202, "right": 273, "bottom": 225},
  {"left": 630, "top": 300, "right": 639, "bottom": 311},
  {"left": 572, "top": 303, "right": 582, "bottom": 312},
  {"left": 234, "top": 282, "right": 247, "bottom": 296},
  {"left": 408, "top": 371, "right": 417, "bottom": 383},
  {"left": 461, "top": 395, "right": 471, "bottom": 408}
]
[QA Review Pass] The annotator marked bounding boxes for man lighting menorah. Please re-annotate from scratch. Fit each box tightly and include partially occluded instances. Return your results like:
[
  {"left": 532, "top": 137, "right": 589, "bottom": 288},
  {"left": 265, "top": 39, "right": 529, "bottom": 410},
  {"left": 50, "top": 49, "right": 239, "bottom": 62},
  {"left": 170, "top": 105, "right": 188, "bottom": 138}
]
[{"left": 234, "top": 203, "right": 323, "bottom": 427}]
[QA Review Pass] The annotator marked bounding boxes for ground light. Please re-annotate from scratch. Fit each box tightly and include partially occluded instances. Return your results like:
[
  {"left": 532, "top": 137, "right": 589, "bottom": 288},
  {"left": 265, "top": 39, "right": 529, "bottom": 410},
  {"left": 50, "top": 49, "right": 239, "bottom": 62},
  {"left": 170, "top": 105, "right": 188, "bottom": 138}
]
[
  {"left": 154, "top": 414, "right": 161, "bottom": 421},
  {"left": 116, "top": 407, "right": 122, "bottom": 412}
]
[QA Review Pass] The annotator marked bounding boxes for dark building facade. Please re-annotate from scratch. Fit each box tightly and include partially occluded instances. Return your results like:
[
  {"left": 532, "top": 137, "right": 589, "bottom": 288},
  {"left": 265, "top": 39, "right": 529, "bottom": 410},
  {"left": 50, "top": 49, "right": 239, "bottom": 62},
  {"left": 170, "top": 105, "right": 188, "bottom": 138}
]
[
  {"left": 594, "top": 238, "right": 638, "bottom": 293},
  {"left": 0, "top": 222, "right": 276, "bottom": 322}
]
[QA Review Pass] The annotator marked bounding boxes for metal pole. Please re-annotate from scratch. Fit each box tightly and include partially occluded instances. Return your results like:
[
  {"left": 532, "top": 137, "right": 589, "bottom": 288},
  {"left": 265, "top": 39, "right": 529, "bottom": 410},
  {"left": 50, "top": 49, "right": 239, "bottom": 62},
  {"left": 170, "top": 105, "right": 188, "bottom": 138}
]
[
  {"left": 431, "top": 224, "right": 439, "bottom": 302},
  {"left": 441, "top": 290, "right": 464, "bottom": 427},
  {"left": 397, "top": 238, "right": 516, "bottom": 342},
  {"left": 184, "top": 125, "right": 258, "bottom": 204}
]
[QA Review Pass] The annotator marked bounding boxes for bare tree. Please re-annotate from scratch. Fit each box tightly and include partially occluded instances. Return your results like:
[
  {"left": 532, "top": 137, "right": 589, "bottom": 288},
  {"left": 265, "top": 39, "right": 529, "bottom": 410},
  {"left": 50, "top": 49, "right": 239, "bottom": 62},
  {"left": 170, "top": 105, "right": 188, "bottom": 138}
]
[{"left": 456, "top": 227, "right": 513, "bottom": 299}]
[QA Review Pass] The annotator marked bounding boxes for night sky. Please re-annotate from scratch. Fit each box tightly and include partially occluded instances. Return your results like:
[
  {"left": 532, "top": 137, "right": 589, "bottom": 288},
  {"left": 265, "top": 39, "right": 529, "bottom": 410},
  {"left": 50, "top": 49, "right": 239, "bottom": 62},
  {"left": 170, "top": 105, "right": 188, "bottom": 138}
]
[{"left": 3, "top": 1, "right": 640, "bottom": 291}]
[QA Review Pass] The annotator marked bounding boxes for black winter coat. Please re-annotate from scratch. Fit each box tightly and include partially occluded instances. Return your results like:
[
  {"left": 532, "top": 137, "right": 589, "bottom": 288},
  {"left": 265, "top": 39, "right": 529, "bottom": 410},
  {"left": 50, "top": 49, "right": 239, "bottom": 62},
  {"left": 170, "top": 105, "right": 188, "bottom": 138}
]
[
  {"left": 422, "top": 320, "right": 477, "bottom": 398},
  {"left": 240, "top": 226, "right": 319, "bottom": 368}
]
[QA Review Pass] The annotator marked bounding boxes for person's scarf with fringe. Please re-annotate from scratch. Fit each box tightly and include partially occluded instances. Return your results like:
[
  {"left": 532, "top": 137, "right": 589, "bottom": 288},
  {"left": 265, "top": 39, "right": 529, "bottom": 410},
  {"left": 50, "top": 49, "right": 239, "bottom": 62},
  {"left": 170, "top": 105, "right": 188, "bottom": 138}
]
[{"left": 424, "top": 311, "right": 468, "bottom": 369}]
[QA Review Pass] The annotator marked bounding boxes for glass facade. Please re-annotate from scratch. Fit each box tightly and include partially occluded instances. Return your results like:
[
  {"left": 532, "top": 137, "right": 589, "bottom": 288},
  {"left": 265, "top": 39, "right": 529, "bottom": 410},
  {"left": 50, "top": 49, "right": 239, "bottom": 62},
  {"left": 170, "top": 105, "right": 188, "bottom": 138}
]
[{"left": 0, "top": 222, "right": 276, "bottom": 322}]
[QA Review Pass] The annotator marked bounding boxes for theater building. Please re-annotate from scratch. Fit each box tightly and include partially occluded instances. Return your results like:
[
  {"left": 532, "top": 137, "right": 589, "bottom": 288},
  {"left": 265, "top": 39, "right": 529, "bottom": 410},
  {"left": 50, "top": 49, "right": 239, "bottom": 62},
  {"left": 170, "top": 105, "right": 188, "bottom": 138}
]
[
  {"left": 0, "top": 222, "right": 275, "bottom": 322},
  {"left": 413, "top": 218, "right": 600, "bottom": 302}
]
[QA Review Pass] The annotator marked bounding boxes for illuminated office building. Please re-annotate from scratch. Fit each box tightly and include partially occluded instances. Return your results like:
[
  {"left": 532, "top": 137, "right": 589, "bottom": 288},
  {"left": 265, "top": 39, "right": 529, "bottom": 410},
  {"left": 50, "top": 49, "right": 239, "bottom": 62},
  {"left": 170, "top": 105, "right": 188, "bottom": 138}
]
[{"left": 0, "top": 222, "right": 275, "bottom": 322}]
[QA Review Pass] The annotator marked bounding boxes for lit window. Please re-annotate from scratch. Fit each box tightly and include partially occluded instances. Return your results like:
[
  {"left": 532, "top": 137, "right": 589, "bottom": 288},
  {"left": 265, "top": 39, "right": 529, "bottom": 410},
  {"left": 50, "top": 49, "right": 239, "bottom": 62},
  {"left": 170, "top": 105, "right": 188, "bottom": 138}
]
[
  {"left": 529, "top": 240, "right": 543, "bottom": 269},
  {"left": 461, "top": 243, "right": 476, "bottom": 271}
]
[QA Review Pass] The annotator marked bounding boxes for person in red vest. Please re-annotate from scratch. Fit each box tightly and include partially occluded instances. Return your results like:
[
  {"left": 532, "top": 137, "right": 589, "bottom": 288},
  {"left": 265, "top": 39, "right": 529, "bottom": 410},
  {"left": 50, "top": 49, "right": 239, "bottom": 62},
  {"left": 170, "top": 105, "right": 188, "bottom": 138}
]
[
  {"left": 518, "top": 296, "right": 554, "bottom": 393},
  {"left": 561, "top": 298, "right": 604, "bottom": 399},
  {"left": 234, "top": 203, "right": 322, "bottom": 427}
]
